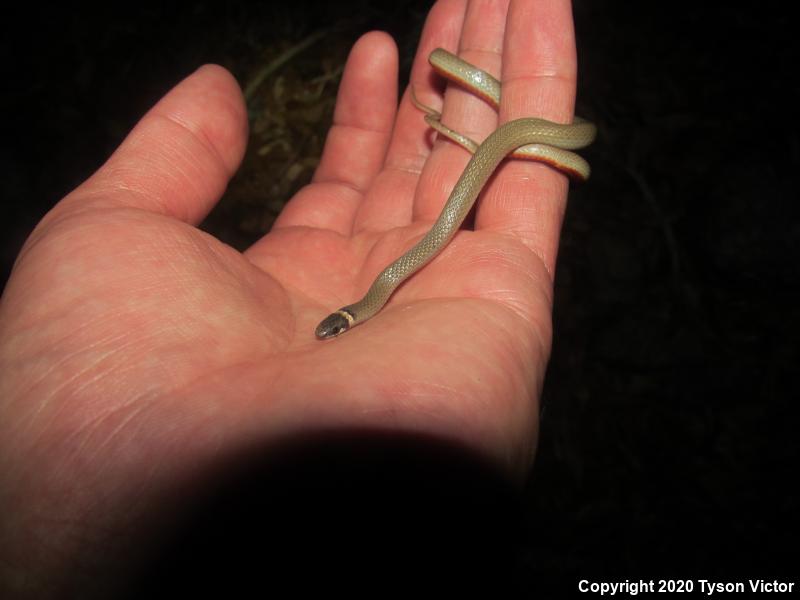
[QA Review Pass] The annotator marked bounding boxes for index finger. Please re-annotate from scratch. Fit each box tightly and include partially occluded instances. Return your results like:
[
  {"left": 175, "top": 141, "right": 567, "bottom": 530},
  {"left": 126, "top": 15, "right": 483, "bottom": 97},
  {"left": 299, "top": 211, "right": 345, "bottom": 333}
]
[{"left": 352, "top": 0, "right": 467, "bottom": 233}]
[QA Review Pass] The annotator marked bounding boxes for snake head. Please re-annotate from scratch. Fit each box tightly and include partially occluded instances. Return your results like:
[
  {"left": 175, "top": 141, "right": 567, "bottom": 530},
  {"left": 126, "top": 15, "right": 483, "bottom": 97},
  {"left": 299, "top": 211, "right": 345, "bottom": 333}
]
[{"left": 315, "top": 310, "right": 353, "bottom": 339}]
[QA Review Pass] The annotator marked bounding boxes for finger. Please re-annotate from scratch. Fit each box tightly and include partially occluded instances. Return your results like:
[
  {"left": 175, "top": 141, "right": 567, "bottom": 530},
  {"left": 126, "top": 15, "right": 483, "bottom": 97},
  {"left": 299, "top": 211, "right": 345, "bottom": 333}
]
[
  {"left": 411, "top": 0, "right": 510, "bottom": 222},
  {"left": 274, "top": 31, "right": 398, "bottom": 234},
  {"left": 353, "top": 0, "right": 467, "bottom": 233},
  {"left": 56, "top": 65, "right": 248, "bottom": 225},
  {"left": 475, "top": 0, "right": 578, "bottom": 276}
]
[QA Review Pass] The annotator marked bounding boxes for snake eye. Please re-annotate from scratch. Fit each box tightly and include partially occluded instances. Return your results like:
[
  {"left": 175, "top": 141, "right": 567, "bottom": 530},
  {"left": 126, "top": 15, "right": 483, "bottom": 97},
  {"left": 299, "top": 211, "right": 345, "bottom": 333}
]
[{"left": 315, "top": 312, "right": 351, "bottom": 339}]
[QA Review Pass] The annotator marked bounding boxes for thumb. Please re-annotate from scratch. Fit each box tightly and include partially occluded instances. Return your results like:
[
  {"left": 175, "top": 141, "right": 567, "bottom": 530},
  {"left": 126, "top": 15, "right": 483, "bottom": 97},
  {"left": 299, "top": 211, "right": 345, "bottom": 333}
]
[{"left": 55, "top": 64, "right": 248, "bottom": 225}]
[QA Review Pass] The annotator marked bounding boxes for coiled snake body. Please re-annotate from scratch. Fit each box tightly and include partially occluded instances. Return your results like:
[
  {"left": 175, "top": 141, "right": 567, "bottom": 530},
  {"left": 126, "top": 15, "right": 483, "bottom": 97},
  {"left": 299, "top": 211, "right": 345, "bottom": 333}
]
[{"left": 315, "top": 49, "right": 596, "bottom": 339}]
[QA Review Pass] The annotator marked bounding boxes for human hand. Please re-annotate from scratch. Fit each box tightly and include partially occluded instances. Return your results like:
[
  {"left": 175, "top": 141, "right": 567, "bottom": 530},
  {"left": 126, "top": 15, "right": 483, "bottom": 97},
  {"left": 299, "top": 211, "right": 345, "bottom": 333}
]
[{"left": 0, "top": 0, "right": 580, "bottom": 594}]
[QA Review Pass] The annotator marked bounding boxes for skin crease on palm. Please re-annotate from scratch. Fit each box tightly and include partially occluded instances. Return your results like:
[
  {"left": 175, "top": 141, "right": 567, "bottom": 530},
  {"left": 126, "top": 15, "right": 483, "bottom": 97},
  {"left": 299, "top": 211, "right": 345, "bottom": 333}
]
[{"left": 0, "top": 0, "right": 581, "bottom": 594}]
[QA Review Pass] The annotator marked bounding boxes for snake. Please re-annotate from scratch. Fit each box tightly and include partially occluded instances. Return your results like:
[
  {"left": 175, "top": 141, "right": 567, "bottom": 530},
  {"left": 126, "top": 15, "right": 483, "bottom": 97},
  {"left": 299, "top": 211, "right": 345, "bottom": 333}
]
[{"left": 315, "top": 48, "right": 596, "bottom": 339}]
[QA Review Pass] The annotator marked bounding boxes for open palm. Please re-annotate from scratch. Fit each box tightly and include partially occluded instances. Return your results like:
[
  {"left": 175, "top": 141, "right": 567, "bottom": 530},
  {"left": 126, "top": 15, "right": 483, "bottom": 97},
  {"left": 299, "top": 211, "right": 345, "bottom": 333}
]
[{"left": 0, "top": 0, "right": 581, "bottom": 593}]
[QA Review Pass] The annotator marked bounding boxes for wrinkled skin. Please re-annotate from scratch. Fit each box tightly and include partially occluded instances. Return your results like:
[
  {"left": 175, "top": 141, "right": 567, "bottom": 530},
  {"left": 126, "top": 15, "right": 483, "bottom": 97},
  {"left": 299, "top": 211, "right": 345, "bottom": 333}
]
[{"left": 0, "top": 0, "right": 580, "bottom": 596}]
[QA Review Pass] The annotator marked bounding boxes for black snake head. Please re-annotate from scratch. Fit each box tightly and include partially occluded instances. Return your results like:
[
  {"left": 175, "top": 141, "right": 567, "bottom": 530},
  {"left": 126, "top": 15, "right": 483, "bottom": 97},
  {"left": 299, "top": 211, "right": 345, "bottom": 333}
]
[{"left": 315, "top": 310, "right": 353, "bottom": 339}]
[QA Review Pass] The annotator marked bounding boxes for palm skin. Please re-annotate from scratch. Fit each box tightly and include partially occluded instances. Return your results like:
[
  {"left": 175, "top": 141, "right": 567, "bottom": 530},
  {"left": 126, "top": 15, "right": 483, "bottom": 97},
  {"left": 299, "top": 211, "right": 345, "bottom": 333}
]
[{"left": 0, "top": 0, "right": 580, "bottom": 595}]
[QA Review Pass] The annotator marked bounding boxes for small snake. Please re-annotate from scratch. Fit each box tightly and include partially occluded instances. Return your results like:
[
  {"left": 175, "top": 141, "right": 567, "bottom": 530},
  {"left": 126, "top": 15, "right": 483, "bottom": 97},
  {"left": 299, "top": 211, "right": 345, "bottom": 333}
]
[{"left": 315, "top": 49, "right": 596, "bottom": 339}]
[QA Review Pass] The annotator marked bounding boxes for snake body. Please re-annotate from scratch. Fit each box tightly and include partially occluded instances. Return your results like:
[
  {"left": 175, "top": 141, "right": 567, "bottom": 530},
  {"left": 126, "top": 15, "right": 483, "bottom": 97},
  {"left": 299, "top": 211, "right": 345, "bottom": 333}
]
[{"left": 315, "top": 49, "right": 595, "bottom": 339}]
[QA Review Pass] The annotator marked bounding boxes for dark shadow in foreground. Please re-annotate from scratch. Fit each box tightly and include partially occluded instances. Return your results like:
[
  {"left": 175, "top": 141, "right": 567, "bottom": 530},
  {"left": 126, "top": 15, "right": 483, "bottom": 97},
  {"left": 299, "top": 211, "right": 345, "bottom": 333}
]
[{"left": 123, "top": 428, "right": 523, "bottom": 597}]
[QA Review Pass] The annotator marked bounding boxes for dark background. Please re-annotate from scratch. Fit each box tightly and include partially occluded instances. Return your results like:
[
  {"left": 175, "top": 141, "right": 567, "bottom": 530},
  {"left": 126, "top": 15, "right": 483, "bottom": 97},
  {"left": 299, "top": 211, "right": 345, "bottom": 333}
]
[{"left": 1, "top": 0, "right": 797, "bottom": 594}]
